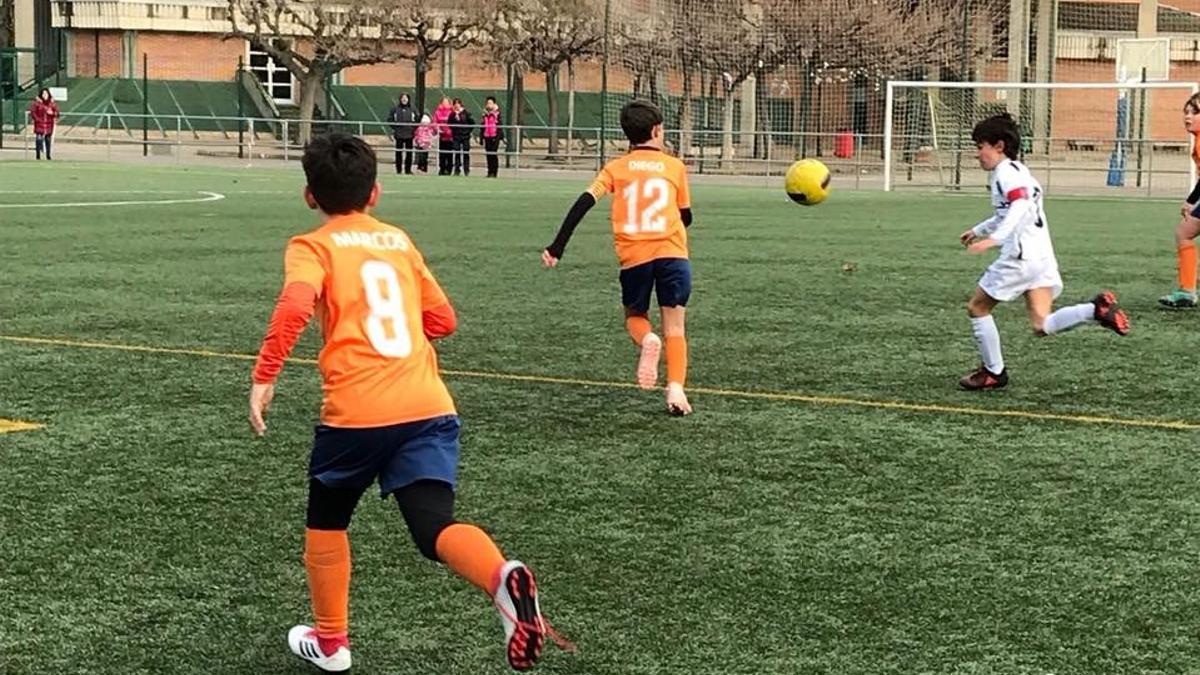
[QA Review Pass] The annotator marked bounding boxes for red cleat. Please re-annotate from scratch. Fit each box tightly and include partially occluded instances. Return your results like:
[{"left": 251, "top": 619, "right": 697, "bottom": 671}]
[
  {"left": 959, "top": 366, "right": 1009, "bottom": 391},
  {"left": 1093, "top": 291, "right": 1130, "bottom": 336}
]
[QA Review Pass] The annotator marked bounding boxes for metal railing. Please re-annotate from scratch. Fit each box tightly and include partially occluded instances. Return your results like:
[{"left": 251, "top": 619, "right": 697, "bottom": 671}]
[{"left": 6, "top": 110, "right": 1195, "bottom": 196}]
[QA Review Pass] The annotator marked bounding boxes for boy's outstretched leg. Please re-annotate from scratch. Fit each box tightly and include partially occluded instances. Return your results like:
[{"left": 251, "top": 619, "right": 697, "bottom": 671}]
[
  {"left": 660, "top": 305, "right": 691, "bottom": 415},
  {"left": 625, "top": 311, "right": 661, "bottom": 390},
  {"left": 1035, "top": 288, "right": 1130, "bottom": 336},
  {"left": 289, "top": 478, "right": 364, "bottom": 673},
  {"left": 961, "top": 288, "right": 1008, "bottom": 390},
  {"left": 395, "top": 480, "right": 560, "bottom": 671}
]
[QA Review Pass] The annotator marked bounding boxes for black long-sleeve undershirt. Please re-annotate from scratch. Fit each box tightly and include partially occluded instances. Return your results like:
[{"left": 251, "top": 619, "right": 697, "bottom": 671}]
[
  {"left": 1188, "top": 179, "right": 1200, "bottom": 206},
  {"left": 546, "top": 193, "right": 597, "bottom": 259},
  {"left": 545, "top": 195, "right": 695, "bottom": 260}
]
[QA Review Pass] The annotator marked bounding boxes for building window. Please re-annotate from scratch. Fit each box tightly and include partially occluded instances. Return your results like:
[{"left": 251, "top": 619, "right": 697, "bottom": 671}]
[{"left": 247, "top": 45, "right": 295, "bottom": 104}]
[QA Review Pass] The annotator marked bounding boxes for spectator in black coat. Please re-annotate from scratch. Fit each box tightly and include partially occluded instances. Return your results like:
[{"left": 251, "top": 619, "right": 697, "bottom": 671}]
[
  {"left": 388, "top": 93, "right": 418, "bottom": 174},
  {"left": 448, "top": 98, "right": 475, "bottom": 176}
]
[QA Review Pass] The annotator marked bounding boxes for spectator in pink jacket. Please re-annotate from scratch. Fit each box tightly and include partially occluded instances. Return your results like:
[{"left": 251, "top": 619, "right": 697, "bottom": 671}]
[
  {"left": 481, "top": 97, "right": 504, "bottom": 178},
  {"left": 433, "top": 97, "right": 454, "bottom": 176},
  {"left": 414, "top": 113, "right": 435, "bottom": 174},
  {"left": 29, "top": 88, "right": 60, "bottom": 161}
]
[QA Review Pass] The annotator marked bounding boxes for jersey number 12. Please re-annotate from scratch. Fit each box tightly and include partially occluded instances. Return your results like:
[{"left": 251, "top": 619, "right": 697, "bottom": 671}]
[{"left": 621, "top": 177, "right": 670, "bottom": 234}]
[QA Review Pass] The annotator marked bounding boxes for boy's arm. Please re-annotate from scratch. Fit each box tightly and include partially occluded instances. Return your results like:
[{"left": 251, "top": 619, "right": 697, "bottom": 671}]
[
  {"left": 249, "top": 240, "right": 324, "bottom": 435},
  {"left": 970, "top": 216, "right": 1001, "bottom": 237},
  {"left": 544, "top": 170, "right": 611, "bottom": 263},
  {"left": 677, "top": 165, "right": 693, "bottom": 228},
  {"left": 252, "top": 282, "right": 318, "bottom": 385},
  {"left": 968, "top": 187, "right": 1034, "bottom": 253},
  {"left": 252, "top": 240, "right": 324, "bottom": 385},
  {"left": 544, "top": 193, "right": 598, "bottom": 261}
]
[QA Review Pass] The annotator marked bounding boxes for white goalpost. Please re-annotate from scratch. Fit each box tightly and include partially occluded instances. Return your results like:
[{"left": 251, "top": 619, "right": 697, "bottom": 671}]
[{"left": 883, "top": 80, "right": 1199, "bottom": 193}]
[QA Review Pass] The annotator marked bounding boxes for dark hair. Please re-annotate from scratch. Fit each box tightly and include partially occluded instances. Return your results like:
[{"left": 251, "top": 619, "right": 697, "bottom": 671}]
[
  {"left": 620, "top": 100, "right": 663, "bottom": 144},
  {"left": 39, "top": 88, "right": 51, "bottom": 100},
  {"left": 452, "top": 97, "right": 463, "bottom": 106},
  {"left": 302, "top": 133, "right": 377, "bottom": 215},
  {"left": 971, "top": 113, "right": 1021, "bottom": 160},
  {"left": 486, "top": 96, "right": 496, "bottom": 104},
  {"left": 1185, "top": 93, "right": 1200, "bottom": 114}
]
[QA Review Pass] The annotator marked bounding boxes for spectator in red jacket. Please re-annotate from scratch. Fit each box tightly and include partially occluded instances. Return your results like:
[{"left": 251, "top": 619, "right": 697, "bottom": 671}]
[{"left": 29, "top": 88, "right": 61, "bottom": 161}]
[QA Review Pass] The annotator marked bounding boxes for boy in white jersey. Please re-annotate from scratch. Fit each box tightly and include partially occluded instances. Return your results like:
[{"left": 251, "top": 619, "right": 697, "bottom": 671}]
[{"left": 958, "top": 114, "right": 1130, "bottom": 390}]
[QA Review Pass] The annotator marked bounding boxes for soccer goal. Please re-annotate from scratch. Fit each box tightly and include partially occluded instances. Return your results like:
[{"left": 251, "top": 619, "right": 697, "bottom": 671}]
[{"left": 883, "top": 80, "right": 1199, "bottom": 195}]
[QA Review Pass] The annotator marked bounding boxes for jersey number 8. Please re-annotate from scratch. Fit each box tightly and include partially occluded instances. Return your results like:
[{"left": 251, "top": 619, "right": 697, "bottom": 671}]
[{"left": 361, "top": 260, "right": 413, "bottom": 358}]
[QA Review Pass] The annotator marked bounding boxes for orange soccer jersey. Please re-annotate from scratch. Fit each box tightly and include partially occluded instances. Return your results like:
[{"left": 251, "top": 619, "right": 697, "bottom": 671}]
[
  {"left": 587, "top": 148, "right": 691, "bottom": 269},
  {"left": 279, "top": 212, "right": 455, "bottom": 428}
]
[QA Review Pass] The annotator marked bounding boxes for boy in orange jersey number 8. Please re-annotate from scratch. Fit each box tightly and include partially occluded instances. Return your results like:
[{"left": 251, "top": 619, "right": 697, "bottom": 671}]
[
  {"left": 249, "top": 134, "right": 570, "bottom": 672},
  {"left": 543, "top": 100, "right": 696, "bottom": 415}
]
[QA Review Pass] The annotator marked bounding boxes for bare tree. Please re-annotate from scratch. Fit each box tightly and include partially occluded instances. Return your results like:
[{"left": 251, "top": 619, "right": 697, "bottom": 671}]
[
  {"left": 393, "top": 0, "right": 491, "bottom": 113},
  {"left": 672, "top": 0, "right": 707, "bottom": 157},
  {"left": 786, "top": 0, "right": 963, "bottom": 150},
  {"left": 688, "top": 0, "right": 963, "bottom": 162},
  {"left": 228, "top": 0, "right": 413, "bottom": 144},
  {"left": 491, "top": 0, "right": 602, "bottom": 155},
  {"left": 692, "top": 0, "right": 798, "bottom": 162}
]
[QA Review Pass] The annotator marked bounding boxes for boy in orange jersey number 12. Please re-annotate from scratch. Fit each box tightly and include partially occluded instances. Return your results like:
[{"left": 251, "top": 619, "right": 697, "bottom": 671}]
[
  {"left": 249, "top": 134, "right": 571, "bottom": 672},
  {"left": 542, "top": 100, "right": 696, "bottom": 415}
]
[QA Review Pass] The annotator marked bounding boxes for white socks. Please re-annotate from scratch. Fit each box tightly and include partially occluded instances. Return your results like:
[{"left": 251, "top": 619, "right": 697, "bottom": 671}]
[
  {"left": 1043, "top": 302, "right": 1095, "bottom": 335},
  {"left": 970, "top": 315, "right": 1005, "bottom": 374}
]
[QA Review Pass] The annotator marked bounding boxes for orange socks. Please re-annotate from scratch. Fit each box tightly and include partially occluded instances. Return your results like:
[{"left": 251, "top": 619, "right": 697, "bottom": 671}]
[
  {"left": 1179, "top": 242, "right": 1197, "bottom": 292},
  {"left": 435, "top": 523, "right": 507, "bottom": 594},
  {"left": 625, "top": 315, "right": 653, "bottom": 345},
  {"left": 665, "top": 335, "right": 688, "bottom": 386},
  {"left": 304, "top": 529, "right": 351, "bottom": 639}
]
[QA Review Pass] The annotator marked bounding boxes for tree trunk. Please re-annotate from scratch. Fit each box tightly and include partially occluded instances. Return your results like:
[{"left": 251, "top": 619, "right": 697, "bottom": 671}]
[
  {"left": 414, "top": 51, "right": 429, "bottom": 114},
  {"left": 514, "top": 68, "right": 525, "bottom": 126},
  {"left": 297, "top": 69, "right": 324, "bottom": 146},
  {"left": 0, "top": 0, "right": 12, "bottom": 50},
  {"left": 679, "top": 58, "right": 693, "bottom": 157},
  {"left": 754, "top": 67, "right": 769, "bottom": 160},
  {"left": 545, "top": 63, "right": 559, "bottom": 155},
  {"left": 514, "top": 67, "right": 525, "bottom": 156},
  {"left": 567, "top": 58, "right": 575, "bottom": 158},
  {"left": 721, "top": 86, "right": 735, "bottom": 163}
]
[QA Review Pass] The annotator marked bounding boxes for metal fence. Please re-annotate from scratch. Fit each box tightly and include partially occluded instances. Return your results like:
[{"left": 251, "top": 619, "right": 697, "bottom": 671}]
[{"left": 6, "top": 110, "right": 1195, "bottom": 197}]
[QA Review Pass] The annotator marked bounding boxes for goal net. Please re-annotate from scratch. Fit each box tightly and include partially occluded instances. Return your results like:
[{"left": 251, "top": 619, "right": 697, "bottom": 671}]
[{"left": 884, "top": 80, "right": 1198, "bottom": 195}]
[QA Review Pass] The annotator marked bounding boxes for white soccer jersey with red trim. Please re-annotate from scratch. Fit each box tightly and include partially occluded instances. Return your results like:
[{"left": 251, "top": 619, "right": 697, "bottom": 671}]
[{"left": 989, "top": 159, "right": 1054, "bottom": 261}]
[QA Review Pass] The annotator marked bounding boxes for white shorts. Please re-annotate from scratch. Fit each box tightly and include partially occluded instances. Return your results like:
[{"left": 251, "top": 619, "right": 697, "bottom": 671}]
[{"left": 977, "top": 256, "right": 1063, "bottom": 302}]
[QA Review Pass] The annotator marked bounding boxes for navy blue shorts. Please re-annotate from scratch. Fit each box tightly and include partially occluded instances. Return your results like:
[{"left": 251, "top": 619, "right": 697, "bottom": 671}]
[
  {"left": 619, "top": 258, "right": 692, "bottom": 314},
  {"left": 1189, "top": 201, "right": 1200, "bottom": 220},
  {"left": 309, "top": 415, "right": 460, "bottom": 497}
]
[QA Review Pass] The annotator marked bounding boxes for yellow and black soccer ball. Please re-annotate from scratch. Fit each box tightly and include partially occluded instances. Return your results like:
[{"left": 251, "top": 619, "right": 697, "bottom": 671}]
[{"left": 784, "top": 159, "right": 831, "bottom": 206}]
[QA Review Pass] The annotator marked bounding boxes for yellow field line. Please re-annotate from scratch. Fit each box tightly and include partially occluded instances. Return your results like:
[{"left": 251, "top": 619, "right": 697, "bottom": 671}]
[
  {"left": 0, "top": 418, "right": 43, "bottom": 434},
  {"left": 1, "top": 334, "right": 1196, "bottom": 431}
]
